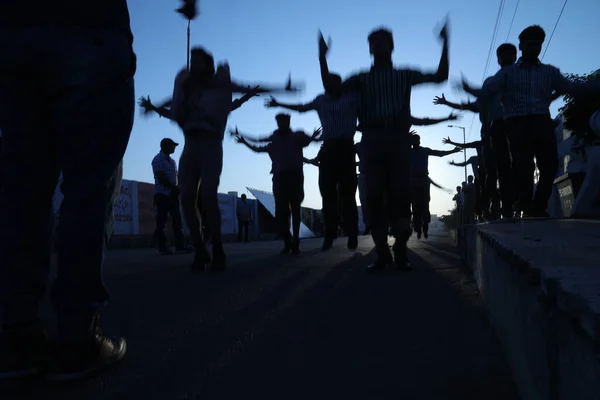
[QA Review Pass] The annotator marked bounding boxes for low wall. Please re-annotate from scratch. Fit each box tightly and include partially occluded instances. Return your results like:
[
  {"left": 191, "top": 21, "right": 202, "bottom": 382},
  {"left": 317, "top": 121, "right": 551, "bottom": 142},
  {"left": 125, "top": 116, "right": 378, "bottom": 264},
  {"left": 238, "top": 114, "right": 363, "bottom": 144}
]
[{"left": 461, "top": 221, "right": 600, "bottom": 400}]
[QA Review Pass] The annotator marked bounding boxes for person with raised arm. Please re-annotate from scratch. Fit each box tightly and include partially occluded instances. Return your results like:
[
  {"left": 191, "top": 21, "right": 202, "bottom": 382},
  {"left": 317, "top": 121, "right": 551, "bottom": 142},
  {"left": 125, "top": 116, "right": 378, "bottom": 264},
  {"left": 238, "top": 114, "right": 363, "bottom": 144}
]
[
  {"left": 409, "top": 134, "right": 460, "bottom": 239},
  {"left": 265, "top": 32, "right": 361, "bottom": 252},
  {"left": 435, "top": 43, "right": 517, "bottom": 219},
  {"left": 320, "top": 21, "right": 450, "bottom": 271},
  {"left": 460, "top": 25, "right": 600, "bottom": 217},
  {"left": 165, "top": 47, "right": 301, "bottom": 274},
  {"left": 232, "top": 114, "right": 321, "bottom": 254}
]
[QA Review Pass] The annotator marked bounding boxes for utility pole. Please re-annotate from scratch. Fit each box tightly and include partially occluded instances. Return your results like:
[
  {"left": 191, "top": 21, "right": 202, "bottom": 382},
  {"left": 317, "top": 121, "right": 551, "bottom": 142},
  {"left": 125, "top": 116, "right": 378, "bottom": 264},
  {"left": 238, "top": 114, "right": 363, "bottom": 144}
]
[{"left": 448, "top": 125, "right": 468, "bottom": 182}]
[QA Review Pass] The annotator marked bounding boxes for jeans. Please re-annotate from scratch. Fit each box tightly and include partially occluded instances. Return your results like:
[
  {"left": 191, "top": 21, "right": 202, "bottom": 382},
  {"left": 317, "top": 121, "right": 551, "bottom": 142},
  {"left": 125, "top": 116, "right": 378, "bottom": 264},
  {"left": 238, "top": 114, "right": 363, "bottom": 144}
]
[
  {"left": 410, "top": 183, "right": 431, "bottom": 234},
  {"left": 273, "top": 169, "right": 304, "bottom": 242},
  {"left": 360, "top": 133, "right": 411, "bottom": 257},
  {"left": 154, "top": 193, "right": 185, "bottom": 249},
  {"left": 179, "top": 133, "right": 223, "bottom": 246},
  {"left": 318, "top": 139, "right": 358, "bottom": 238},
  {"left": 505, "top": 115, "right": 558, "bottom": 214},
  {"left": 0, "top": 25, "right": 135, "bottom": 340}
]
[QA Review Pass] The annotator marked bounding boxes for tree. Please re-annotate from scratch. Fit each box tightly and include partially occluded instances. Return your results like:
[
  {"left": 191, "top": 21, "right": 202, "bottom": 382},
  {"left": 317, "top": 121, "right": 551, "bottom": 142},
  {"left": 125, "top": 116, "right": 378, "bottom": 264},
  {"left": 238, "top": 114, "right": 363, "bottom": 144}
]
[{"left": 559, "top": 69, "right": 600, "bottom": 142}]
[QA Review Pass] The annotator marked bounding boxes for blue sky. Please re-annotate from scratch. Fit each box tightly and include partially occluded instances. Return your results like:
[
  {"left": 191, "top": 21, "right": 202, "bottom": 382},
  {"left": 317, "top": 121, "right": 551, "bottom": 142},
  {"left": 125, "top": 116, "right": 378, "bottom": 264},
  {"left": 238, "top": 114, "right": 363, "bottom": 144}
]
[{"left": 127, "top": 0, "right": 600, "bottom": 216}]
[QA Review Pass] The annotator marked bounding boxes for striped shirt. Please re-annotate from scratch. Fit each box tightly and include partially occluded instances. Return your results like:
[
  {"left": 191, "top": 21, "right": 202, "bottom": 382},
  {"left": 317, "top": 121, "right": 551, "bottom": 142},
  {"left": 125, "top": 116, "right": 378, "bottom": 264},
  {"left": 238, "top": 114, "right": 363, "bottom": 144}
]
[
  {"left": 343, "top": 66, "right": 428, "bottom": 133},
  {"left": 480, "top": 58, "right": 600, "bottom": 118},
  {"left": 300, "top": 93, "right": 359, "bottom": 140},
  {"left": 151, "top": 152, "right": 178, "bottom": 196}
]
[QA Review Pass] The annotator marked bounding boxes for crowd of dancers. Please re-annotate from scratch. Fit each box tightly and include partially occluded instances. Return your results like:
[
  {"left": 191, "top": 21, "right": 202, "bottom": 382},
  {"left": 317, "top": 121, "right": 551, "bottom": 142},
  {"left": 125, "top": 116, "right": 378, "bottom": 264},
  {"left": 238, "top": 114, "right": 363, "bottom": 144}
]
[{"left": 1, "top": 0, "right": 600, "bottom": 385}]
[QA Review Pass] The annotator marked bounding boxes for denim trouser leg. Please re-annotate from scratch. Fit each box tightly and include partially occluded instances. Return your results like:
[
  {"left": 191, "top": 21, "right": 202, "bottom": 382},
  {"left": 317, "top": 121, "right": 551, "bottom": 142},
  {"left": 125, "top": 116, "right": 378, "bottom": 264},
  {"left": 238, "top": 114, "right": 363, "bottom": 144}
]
[{"left": 0, "top": 26, "right": 135, "bottom": 339}]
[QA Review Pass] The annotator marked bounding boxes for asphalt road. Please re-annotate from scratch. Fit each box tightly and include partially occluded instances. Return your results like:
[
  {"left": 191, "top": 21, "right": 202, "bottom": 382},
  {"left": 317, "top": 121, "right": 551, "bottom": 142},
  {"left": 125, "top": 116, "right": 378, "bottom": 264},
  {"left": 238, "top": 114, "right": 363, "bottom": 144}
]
[{"left": 3, "top": 230, "right": 520, "bottom": 400}]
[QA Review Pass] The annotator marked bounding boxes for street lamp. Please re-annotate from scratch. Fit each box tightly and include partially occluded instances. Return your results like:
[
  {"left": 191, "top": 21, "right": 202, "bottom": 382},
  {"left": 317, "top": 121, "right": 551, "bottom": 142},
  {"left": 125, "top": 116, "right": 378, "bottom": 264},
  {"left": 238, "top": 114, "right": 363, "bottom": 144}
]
[{"left": 448, "top": 125, "right": 468, "bottom": 183}]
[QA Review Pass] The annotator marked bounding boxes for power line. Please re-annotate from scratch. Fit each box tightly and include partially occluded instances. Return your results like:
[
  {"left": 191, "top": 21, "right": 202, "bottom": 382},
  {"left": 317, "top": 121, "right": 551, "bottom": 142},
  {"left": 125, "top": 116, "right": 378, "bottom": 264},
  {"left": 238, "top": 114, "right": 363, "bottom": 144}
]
[
  {"left": 481, "top": 0, "right": 506, "bottom": 82},
  {"left": 467, "top": 0, "right": 505, "bottom": 141},
  {"left": 541, "top": 0, "right": 568, "bottom": 61},
  {"left": 505, "top": 0, "right": 521, "bottom": 42}
]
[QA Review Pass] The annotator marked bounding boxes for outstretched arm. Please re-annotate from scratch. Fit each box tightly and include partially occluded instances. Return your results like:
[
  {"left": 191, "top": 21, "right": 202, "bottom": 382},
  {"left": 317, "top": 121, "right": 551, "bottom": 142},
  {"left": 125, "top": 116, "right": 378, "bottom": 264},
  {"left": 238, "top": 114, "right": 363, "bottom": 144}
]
[
  {"left": 433, "top": 93, "right": 480, "bottom": 113},
  {"left": 412, "top": 22, "right": 450, "bottom": 85},
  {"left": 139, "top": 96, "right": 175, "bottom": 120},
  {"left": 235, "top": 136, "right": 269, "bottom": 153},
  {"left": 442, "top": 137, "right": 481, "bottom": 149},
  {"left": 230, "top": 75, "right": 302, "bottom": 95},
  {"left": 427, "top": 147, "right": 462, "bottom": 157},
  {"left": 229, "top": 127, "right": 274, "bottom": 143},
  {"left": 265, "top": 96, "right": 318, "bottom": 113},
  {"left": 230, "top": 86, "right": 260, "bottom": 112},
  {"left": 411, "top": 113, "right": 459, "bottom": 126}
]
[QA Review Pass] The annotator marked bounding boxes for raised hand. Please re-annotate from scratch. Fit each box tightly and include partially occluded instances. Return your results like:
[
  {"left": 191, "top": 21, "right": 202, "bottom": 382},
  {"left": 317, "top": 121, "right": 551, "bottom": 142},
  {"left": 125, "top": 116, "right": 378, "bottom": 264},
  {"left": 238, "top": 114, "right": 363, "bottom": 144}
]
[
  {"left": 442, "top": 136, "right": 452, "bottom": 145},
  {"left": 448, "top": 113, "right": 460, "bottom": 121},
  {"left": 138, "top": 96, "right": 153, "bottom": 114},
  {"left": 409, "top": 130, "right": 417, "bottom": 135},
  {"left": 433, "top": 93, "right": 447, "bottom": 105},
  {"left": 265, "top": 96, "right": 278, "bottom": 108},
  {"left": 244, "top": 85, "right": 261, "bottom": 99},
  {"left": 312, "top": 127, "right": 323, "bottom": 138},
  {"left": 234, "top": 135, "right": 245, "bottom": 144},
  {"left": 318, "top": 30, "right": 330, "bottom": 57},
  {"left": 453, "top": 146, "right": 462, "bottom": 153},
  {"left": 228, "top": 126, "right": 240, "bottom": 137},
  {"left": 449, "top": 160, "right": 456, "bottom": 166},
  {"left": 285, "top": 74, "right": 304, "bottom": 93},
  {"left": 439, "top": 21, "right": 449, "bottom": 41},
  {"left": 176, "top": 0, "right": 198, "bottom": 20}
]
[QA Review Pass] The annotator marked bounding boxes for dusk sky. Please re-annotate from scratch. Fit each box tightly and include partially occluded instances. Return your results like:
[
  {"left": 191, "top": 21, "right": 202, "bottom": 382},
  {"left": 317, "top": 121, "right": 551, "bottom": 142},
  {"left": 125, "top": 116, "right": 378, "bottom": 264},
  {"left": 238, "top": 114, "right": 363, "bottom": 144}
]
[{"left": 126, "top": 0, "right": 599, "bottom": 216}]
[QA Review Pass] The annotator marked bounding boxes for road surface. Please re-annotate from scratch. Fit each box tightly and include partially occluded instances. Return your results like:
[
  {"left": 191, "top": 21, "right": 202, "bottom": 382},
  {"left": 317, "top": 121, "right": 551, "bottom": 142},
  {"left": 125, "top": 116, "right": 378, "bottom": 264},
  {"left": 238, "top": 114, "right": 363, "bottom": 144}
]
[{"left": 4, "top": 230, "right": 519, "bottom": 400}]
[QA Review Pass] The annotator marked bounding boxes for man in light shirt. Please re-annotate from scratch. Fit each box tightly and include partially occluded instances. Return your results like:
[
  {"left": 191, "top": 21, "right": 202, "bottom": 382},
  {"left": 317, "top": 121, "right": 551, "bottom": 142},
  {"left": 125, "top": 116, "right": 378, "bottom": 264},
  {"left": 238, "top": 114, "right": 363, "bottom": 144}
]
[
  {"left": 463, "top": 25, "right": 600, "bottom": 217},
  {"left": 151, "top": 138, "right": 186, "bottom": 254},
  {"left": 159, "top": 47, "right": 299, "bottom": 273}
]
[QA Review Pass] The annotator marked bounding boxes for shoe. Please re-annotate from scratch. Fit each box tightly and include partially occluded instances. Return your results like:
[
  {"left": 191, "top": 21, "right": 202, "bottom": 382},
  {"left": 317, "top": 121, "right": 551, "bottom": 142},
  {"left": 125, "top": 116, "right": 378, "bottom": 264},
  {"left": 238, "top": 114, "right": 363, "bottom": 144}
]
[
  {"left": 159, "top": 247, "right": 173, "bottom": 255},
  {"left": 367, "top": 247, "right": 393, "bottom": 273},
  {"left": 347, "top": 234, "right": 358, "bottom": 250},
  {"left": 392, "top": 241, "right": 412, "bottom": 271},
  {"left": 321, "top": 236, "right": 334, "bottom": 252},
  {"left": 280, "top": 236, "right": 292, "bottom": 254},
  {"left": 210, "top": 244, "right": 227, "bottom": 272},
  {"left": 292, "top": 237, "right": 300, "bottom": 255},
  {"left": 0, "top": 323, "right": 49, "bottom": 380},
  {"left": 363, "top": 227, "right": 371, "bottom": 236},
  {"left": 416, "top": 232, "right": 421, "bottom": 240},
  {"left": 191, "top": 241, "right": 211, "bottom": 272},
  {"left": 423, "top": 231, "right": 428, "bottom": 239},
  {"left": 46, "top": 317, "right": 126, "bottom": 383}
]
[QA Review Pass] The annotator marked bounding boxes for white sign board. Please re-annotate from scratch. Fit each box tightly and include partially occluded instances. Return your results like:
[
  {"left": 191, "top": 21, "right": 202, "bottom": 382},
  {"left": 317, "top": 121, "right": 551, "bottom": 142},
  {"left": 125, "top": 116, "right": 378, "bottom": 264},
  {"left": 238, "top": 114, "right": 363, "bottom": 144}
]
[{"left": 247, "top": 187, "right": 315, "bottom": 239}]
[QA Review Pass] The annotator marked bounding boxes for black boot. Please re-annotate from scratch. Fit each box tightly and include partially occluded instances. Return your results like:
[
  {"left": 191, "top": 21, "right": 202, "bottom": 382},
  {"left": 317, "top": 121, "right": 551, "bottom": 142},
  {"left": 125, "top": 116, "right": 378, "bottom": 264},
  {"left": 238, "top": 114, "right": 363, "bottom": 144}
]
[
  {"left": 190, "top": 241, "right": 211, "bottom": 272},
  {"left": 367, "top": 246, "right": 393, "bottom": 273},
  {"left": 292, "top": 236, "right": 300, "bottom": 254},
  {"left": 392, "top": 240, "right": 412, "bottom": 271},
  {"left": 280, "top": 235, "right": 292, "bottom": 254}
]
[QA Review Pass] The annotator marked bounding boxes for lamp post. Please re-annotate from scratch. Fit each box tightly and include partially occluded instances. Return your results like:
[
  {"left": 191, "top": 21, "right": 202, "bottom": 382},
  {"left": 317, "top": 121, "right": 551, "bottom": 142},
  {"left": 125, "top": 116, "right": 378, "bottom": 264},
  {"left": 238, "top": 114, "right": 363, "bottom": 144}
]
[{"left": 448, "top": 125, "right": 467, "bottom": 183}]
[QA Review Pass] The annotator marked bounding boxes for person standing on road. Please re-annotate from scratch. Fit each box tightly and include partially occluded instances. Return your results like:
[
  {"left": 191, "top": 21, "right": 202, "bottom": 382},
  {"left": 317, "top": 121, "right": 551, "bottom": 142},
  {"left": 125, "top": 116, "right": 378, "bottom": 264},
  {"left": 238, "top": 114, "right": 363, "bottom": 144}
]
[
  {"left": 151, "top": 138, "right": 187, "bottom": 254},
  {"left": 0, "top": 0, "right": 200, "bottom": 384},
  {"left": 236, "top": 194, "right": 253, "bottom": 242}
]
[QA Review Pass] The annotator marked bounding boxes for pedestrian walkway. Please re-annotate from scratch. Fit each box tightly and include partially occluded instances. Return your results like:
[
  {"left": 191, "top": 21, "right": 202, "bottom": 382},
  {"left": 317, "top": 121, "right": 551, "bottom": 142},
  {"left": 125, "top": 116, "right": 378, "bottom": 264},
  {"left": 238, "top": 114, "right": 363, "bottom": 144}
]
[{"left": 4, "top": 231, "right": 519, "bottom": 400}]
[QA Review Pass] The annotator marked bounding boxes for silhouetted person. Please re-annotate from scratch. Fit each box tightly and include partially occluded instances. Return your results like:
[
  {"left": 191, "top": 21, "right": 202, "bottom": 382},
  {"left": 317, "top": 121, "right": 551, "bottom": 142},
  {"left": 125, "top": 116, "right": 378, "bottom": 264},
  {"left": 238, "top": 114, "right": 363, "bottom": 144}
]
[
  {"left": 233, "top": 114, "right": 321, "bottom": 254},
  {"left": 151, "top": 138, "right": 186, "bottom": 254},
  {"left": 321, "top": 21, "right": 450, "bottom": 271},
  {"left": 0, "top": 0, "right": 173, "bottom": 382},
  {"left": 168, "top": 48, "right": 299, "bottom": 273},
  {"left": 265, "top": 32, "right": 360, "bottom": 252},
  {"left": 466, "top": 25, "right": 600, "bottom": 217},
  {"left": 410, "top": 134, "right": 459, "bottom": 239},
  {"left": 236, "top": 194, "right": 252, "bottom": 242},
  {"left": 453, "top": 186, "right": 462, "bottom": 209}
]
